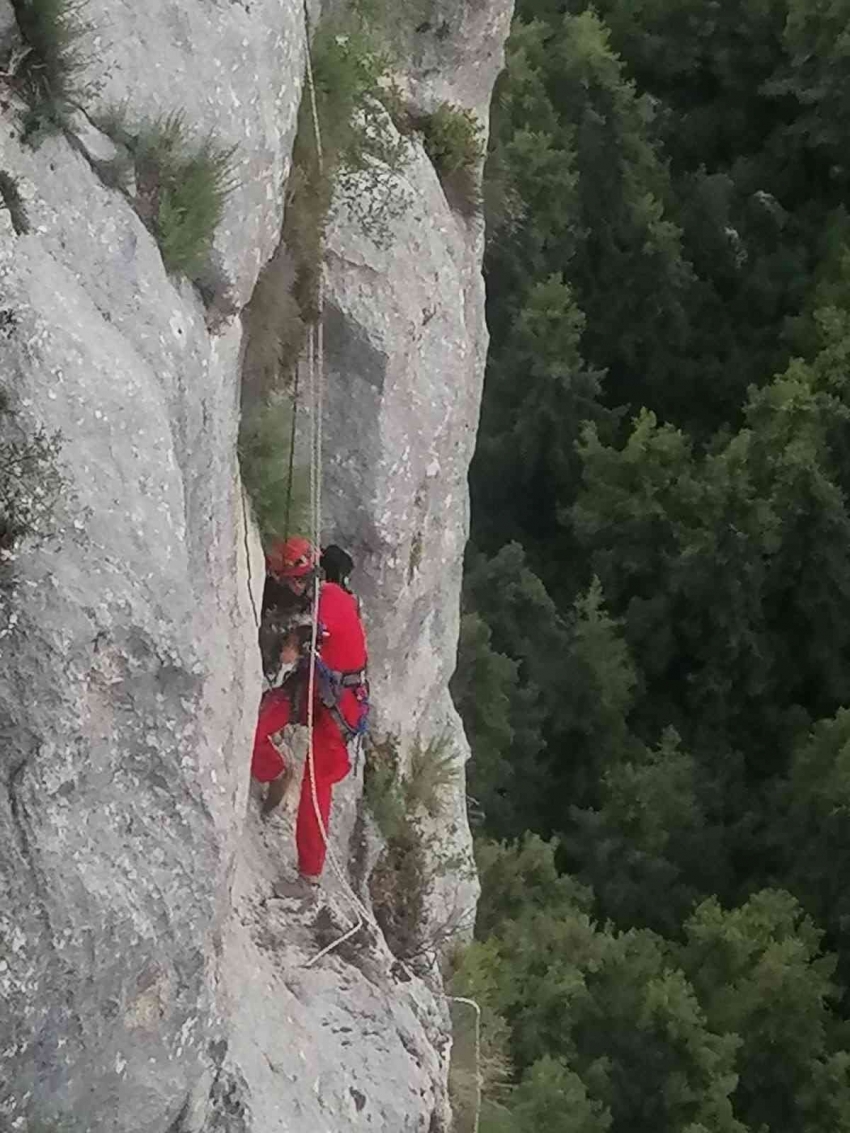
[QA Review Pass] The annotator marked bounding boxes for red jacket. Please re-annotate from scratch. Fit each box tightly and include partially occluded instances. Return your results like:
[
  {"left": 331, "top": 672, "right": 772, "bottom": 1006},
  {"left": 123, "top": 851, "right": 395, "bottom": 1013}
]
[{"left": 316, "top": 582, "right": 367, "bottom": 674}]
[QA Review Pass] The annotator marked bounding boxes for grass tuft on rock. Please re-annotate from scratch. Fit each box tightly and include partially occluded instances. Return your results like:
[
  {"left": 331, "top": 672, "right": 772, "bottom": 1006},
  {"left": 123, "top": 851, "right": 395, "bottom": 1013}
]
[
  {"left": 407, "top": 732, "right": 459, "bottom": 817},
  {"left": 128, "top": 113, "right": 236, "bottom": 279},
  {"left": 10, "top": 0, "right": 88, "bottom": 144},
  {"left": 419, "top": 102, "right": 484, "bottom": 214},
  {"left": 364, "top": 732, "right": 461, "bottom": 962}
]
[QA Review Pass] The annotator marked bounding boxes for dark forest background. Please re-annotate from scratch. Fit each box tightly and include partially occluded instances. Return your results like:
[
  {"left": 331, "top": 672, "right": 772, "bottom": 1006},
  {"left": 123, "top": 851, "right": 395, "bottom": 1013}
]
[{"left": 451, "top": 2, "right": 850, "bottom": 1128}]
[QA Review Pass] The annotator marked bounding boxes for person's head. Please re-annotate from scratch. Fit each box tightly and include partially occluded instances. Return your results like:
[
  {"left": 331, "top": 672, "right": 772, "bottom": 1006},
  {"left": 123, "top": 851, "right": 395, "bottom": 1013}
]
[
  {"left": 265, "top": 537, "right": 318, "bottom": 597},
  {"left": 320, "top": 544, "right": 354, "bottom": 589}
]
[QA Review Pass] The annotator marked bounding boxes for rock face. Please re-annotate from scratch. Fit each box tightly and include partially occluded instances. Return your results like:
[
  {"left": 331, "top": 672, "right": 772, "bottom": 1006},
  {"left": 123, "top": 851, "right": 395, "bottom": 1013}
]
[
  {"left": 0, "top": 0, "right": 16, "bottom": 53},
  {"left": 0, "top": 1, "right": 512, "bottom": 1130}
]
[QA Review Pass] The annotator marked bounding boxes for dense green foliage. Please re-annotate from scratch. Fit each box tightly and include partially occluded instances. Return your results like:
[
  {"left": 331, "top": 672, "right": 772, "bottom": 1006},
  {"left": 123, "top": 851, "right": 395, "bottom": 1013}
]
[
  {"left": 418, "top": 101, "right": 485, "bottom": 213},
  {"left": 454, "top": 1, "right": 850, "bottom": 1127},
  {"left": 128, "top": 114, "right": 235, "bottom": 280}
]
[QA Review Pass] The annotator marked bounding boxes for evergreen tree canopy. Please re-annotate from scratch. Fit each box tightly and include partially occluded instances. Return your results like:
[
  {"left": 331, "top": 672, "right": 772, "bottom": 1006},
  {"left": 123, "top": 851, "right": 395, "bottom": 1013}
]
[{"left": 455, "top": 0, "right": 850, "bottom": 1127}]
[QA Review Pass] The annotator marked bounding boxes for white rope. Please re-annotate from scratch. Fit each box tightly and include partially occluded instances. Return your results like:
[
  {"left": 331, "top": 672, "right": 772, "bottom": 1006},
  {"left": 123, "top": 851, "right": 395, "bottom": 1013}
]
[
  {"left": 300, "top": 2, "right": 365, "bottom": 966},
  {"left": 295, "top": 11, "right": 482, "bottom": 1131},
  {"left": 299, "top": 0, "right": 390, "bottom": 950},
  {"left": 302, "top": 320, "right": 365, "bottom": 966},
  {"left": 240, "top": 487, "right": 261, "bottom": 630}
]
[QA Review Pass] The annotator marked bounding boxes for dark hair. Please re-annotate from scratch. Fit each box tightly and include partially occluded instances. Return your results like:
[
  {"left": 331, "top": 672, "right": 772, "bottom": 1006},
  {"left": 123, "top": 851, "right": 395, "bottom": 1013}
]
[{"left": 321, "top": 544, "right": 354, "bottom": 588}]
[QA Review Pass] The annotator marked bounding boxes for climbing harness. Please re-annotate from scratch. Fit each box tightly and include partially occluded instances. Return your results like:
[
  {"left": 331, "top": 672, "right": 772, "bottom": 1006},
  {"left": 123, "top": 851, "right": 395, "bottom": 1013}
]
[{"left": 313, "top": 656, "right": 370, "bottom": 742}]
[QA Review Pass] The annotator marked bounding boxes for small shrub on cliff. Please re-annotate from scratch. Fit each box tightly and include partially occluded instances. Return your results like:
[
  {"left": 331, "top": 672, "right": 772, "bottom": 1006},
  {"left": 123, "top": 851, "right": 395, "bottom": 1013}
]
[
  {"left": 369, "top": 818, "right": 430, "bottom": 964},
  {"left": 419, "top": 102, "right": 484, "bottom": 214},
  {"left": 129, "top": 113, "right": 236, "bottom": 278},
  {"left": 407, "top": 731, "right": 458, "bottom": 817},
  {"left": 238, "top": 394, "right": 309, "bottom": 547},
  {"left": 365, "top": 731, "right": 462, "bottom": 962},
  {"left": 365, "top": 732, "right": 458, "bottom": 835},
  {"left": 0, "top": 391, "right": 67, "bottom": 561},
  {"left": 99, "top": 110, "right": 235, "bottom": 280},
  {"left": 363, "top": 734, "right": 408, "bottom": 843},
  {"left": 10, "top": 0, "right": 88, "bottom": 144}
]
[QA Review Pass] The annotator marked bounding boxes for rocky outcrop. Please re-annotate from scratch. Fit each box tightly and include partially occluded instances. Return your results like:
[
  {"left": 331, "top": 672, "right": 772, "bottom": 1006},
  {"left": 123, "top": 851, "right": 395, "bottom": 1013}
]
[{"left": 0, "top": 1, "right": 512, "bottom": 1130}]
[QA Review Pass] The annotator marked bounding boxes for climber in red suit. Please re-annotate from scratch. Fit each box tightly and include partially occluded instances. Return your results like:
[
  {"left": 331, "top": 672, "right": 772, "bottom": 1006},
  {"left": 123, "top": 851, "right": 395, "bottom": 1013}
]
[{"left": 251, "top": 537, "right": 368, "bottom": 886}]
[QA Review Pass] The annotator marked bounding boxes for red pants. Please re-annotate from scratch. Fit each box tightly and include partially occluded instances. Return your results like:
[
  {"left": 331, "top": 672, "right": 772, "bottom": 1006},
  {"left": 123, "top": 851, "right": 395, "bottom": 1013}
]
[{"left": 251, "top": 687, "right": 352, "bottom": 877}]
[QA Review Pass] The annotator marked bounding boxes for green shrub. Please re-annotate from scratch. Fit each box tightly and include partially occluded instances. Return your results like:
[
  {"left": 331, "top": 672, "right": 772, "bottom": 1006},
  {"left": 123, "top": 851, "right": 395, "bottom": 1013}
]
[
  {"left": 284, "top": 107, "right": 334, "bottom": 324},
  {"left": 127, "top": 113, "right": 236, "bottom": 279},
  {"left": 237, "top": 394, "right": 309, "bottom": 547},
  {"left": 419, "top": 102, "right": 484, "bottom": 214},
  {"left": 363, "top": 734, "right": 408, "bottom": 843},
  {"left": 407, "top": 731, "right": 458, "bottom": 817},
  {"left": 370, "top": 818, "right": 429, "bottom": 963},
  {"left": 0, "top": 171, "right": 29, "bottom": 234},
  {"left": 365, "top": 731, "right": 461, "bottom": 961},
  {"left": 10, "top": 0, "right": 87, "bottom": 143},
  {"left": 365, "top": 733, "right": 427, "bottom": 959},
  {"left": 0, "top": 391, "right": 67, "bottom": 559},
  {"left": 239, "top": 10, "right": 413, "bottom": 519},
  {"left": 242, "top": 9, "right": 414, "bottom": 411},
  {"left": 98, "top": 110, "right": 236, "bottom": 280},
  {"left": 365, "top": 731, "right": 459, "bottom": 830}
]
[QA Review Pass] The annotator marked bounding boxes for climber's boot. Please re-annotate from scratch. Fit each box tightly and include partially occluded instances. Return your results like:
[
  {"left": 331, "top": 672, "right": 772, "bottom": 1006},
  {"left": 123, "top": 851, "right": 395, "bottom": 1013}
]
[{"left": 272, "top": 873, "right": 321, "bottom": 902}]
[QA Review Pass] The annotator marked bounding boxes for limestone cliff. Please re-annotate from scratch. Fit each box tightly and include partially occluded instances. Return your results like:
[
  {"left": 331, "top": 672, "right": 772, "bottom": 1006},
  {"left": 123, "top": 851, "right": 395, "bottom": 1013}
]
[{"left": 0, "top": 1, "right": 512, "bottom": 1130}]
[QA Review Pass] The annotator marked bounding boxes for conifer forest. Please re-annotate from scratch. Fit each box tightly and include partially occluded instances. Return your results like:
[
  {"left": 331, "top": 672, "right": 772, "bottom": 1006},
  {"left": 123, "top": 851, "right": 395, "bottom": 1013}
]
[{"left": 453, "top": 2, "right": 850, "bottom": 1128}]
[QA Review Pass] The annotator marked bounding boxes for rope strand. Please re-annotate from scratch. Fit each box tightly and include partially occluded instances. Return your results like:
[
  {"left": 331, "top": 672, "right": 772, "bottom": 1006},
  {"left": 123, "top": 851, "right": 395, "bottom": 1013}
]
[
  {"left": 300, "top": 1, "right": 365, "bottom": 962},
  {"left": 295, "top": 2, "right": 482, "bottom": 1122}
]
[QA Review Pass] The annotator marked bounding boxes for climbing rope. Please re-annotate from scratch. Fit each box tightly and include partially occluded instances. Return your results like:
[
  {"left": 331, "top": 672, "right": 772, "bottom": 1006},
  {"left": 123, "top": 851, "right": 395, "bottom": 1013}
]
[
  {"left": 294, "top": 6, "right": 483, "bottom": 1126},
  {"left": 302, "top": 324, "right": 366, "bottom": 966},
  {"left": 241, "top": 487, "right": 261, "bottom": 630},
  {"left": 300, "top": 0, "right": 366, "bottom": 965},
  {"left": 283, "top": 361, "right": 300, "bottom": 542}
]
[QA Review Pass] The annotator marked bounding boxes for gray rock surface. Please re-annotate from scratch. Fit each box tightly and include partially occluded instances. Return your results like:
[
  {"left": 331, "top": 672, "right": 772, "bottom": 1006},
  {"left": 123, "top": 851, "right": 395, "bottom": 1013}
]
[
  {"left": 0, "top": 0, "right": 17, "bottom": 55},
  {"left": 0, "top": 0, "right": 512, "bottom": 1130},
  {"left": 0, "top": 112, "right": 262, "bottom": 1132},
  {"left": 403, "top": 0, "right": 514, "bottom": 118},
  {"left": 318, "top": 134, "right": 491, "bottom": 938},
  {"left": 65, "top": 108, "right": 122, "bottom": 167}
]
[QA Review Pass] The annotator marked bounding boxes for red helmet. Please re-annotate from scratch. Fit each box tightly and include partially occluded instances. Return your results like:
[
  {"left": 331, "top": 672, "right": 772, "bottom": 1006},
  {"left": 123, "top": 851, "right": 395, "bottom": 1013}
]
[{"left": 266, "top": 536, "right": 318, "bottom": 579}]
